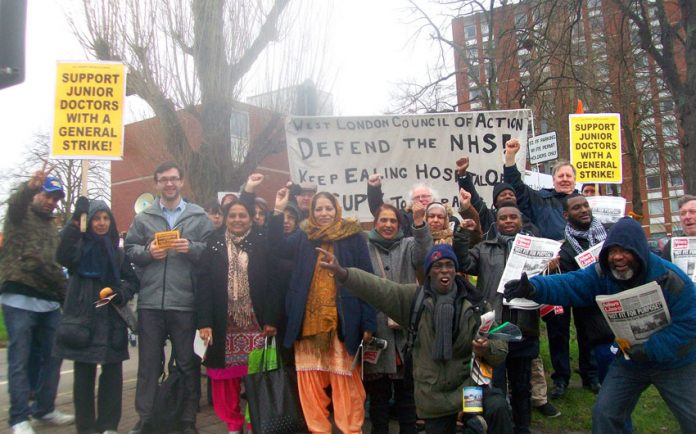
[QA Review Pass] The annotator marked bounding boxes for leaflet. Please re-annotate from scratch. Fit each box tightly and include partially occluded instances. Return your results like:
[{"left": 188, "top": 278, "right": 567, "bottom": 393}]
[
  {"left": 595, "top": 281, "right": 671, "bottom": 353},
  {"left": 586, "top": 196, "right": 626, "bottom": 224},
  {"left": 670, "top": 237, "right": 696, "bottom": 283},
  {"left": 497, "top": 234, "right": 562, "bottom": 310},
  {"left": 574, "top": 241, "right": 604, "bottom": 269}
]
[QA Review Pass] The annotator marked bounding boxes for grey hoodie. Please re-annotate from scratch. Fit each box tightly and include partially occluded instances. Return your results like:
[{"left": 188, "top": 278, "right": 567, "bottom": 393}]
[{"left": 125, "top": 200, "right": 213, "bottom": 311}]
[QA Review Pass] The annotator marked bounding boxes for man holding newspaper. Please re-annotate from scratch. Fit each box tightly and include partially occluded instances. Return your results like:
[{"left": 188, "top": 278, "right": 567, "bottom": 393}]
[{"left": 503, "top": 216, "right": 696, "bottom": 433}]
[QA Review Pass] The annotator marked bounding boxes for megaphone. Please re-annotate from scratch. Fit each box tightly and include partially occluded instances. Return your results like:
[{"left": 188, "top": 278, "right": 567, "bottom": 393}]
[{"left": 134, "top": 192, "right": 155, "bottom": 214}]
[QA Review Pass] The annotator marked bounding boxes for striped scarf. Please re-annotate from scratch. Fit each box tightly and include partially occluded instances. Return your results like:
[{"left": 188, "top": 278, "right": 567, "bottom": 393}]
[{"left": 565, "top": 218, "right": 607, "bottom": 255}]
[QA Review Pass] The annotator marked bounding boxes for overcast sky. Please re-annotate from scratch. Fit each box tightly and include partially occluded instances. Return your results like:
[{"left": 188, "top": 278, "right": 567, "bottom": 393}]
[{"left": 0, "top": 1, "right": 449, "bottom": 195}]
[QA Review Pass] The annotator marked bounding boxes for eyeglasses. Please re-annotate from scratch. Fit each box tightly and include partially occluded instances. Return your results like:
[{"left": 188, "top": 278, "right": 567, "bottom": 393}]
[
  {"left": 412, "top": 194, "right": 432, "bottom": 201},
  {"left": 157, "top": 176, "right": 181, "bottom": 184}
]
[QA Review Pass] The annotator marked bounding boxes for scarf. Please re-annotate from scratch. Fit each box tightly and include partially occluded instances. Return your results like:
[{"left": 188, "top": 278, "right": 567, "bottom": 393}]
[
  {"left": 78, "top": 232, "right": 120, "bottom": 288},
  {"left": 565, "top": 218, "right": 607, "bottom": 255},
  {"left": 431, "top": 283, "right": 458, "bottom": 361},
  {"left": 302, "top": 242, "right": 338, "bottom": 350},
  {"left": 225, "top": 229, "right": 255, "bottom": 329},
  {"left": 368, "top": 228, "right": 404, "bottom": 250},
  {"left": 431, "top": 227, "right": 454, "bottom": 245},
  {"left": 302, "top": 196, "right": 363, "bottom": 241}
]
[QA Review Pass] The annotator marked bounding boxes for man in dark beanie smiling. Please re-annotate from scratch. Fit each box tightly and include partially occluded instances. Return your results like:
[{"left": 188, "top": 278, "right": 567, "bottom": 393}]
[{"left": 318, "top": 244, "right": 513, "bottom": 434}]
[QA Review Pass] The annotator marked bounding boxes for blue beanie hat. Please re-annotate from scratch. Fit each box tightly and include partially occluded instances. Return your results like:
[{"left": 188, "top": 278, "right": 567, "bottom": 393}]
[{"left": 424, "top": 244, "right": 459, "bottom": 275}]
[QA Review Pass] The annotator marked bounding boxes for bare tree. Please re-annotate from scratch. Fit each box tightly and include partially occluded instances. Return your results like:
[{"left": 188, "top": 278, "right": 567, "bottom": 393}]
[
  {"left": 0, "top": 133, "right": 110, "bottom": 226},
  {"left": 67, "top": 0, "right": 331, "bottom": 202},
  {"left": 609, "top": 0, "right": 696, "bottom": 194}
]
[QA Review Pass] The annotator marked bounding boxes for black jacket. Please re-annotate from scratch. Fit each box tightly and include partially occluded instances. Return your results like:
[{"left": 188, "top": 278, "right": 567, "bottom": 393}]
[
  {"left": 55, "top": 221, "right": 139, "bottom": 364},
  {"left": 459, "top": 234, "right": 539, "bottom": 339},
  {"left": 196, "top": 226, "right": 282, "bottom": 368}
]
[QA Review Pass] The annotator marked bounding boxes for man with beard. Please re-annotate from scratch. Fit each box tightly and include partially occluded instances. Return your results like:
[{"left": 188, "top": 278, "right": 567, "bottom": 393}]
[
  {"left": 504, "top": 217, "right": 696, "bottom": 433},
  {"left": 555, "top": 194, "right": 608, "bottom": 395},
  {"left": 0, "top": 169, "right": 73, "bottom": 434},
  {"left": 125, "top": 162, "right": 213, "bottom": 434},
  {"left": 459, "top": 204, "right": 541, "bottom": 434},
  {"left": 318, "top": 244, "right": 513, "bottom": 434}
]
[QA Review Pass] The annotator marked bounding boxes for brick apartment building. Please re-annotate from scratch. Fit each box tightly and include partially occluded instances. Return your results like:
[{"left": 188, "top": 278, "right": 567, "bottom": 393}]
[{"left": 451, "top": 0, "right": 686, "bottom": 237}]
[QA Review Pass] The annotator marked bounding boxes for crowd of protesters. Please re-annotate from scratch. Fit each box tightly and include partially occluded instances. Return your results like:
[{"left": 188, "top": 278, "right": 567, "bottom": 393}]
[{"left": 2, "top": 140, "right": 696, "bottom": 434}]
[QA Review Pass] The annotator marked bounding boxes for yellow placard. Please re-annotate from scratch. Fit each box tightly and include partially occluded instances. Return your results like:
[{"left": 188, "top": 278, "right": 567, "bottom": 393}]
[
  {"left": 155, "top": 230, "right": 180, "bottom": 249},
  {"left": 51, "top": 61, "right": 125, "bottom": 160},
  {"left": 569, "top": 113, "right": 622, "bottom": 183}
]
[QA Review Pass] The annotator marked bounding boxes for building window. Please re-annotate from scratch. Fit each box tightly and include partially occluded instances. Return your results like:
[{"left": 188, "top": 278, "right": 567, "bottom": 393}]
[
  {"left": 465, "top": 25, "right": 476, "bottom": 40},
  {"left": 646, "top": 174, "right": 661, "bottom": 190},
  {"left": 230, "top": 110, "right": 250, "bottom": 164},
  {"left": 660, "top": 98, "right": 674, "bottom": 113},
  {"left": 643, "top": 149, "right": 659, "bottom": 168},
  {"left": 670, "top": 198, "right": 680, "bottom": 213},
  {"left": 669, "top": 171, "right": 684, "bottom": 187},
  {"left": 648, "top": 199, "right": 664, "bottom": 216},
  {"left": 662, "top": 118, "right": 678, "bottom": 137}
]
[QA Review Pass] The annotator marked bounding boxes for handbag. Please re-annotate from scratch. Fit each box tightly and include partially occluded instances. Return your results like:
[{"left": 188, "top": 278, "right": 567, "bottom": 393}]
[
  {"left": 151, "top": 352, "right": 186, "bottom": 433},
  {"left": 243, "top": 337, "right": 307, "bottom": 434}
]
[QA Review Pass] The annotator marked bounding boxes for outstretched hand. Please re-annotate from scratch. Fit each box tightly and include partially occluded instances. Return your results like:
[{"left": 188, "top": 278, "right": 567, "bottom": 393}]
[
  {"left": 316, "top": 247, "right": 348, "bottom": 281},
  {"left": 503, "top": 272, "right": 535, "bottom": 302}
]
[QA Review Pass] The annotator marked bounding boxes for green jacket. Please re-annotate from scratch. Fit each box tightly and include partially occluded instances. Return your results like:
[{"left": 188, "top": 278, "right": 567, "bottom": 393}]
[
  {"left": 0, "top": 182, "right": 67, "bottom": 301},
  {"left": 343, "top": 268, "right": 507, "bottom": 418}
]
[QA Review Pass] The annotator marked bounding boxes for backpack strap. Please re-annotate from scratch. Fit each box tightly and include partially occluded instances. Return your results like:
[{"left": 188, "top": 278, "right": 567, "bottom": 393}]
[{"left": 403, "top": 285, "right": 427, "bottom": 357}]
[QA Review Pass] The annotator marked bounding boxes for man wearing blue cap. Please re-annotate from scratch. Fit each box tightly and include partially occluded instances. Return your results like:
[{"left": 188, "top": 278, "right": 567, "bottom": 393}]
[
  {"left": 0, "top": 168, "right": 74, "bottom": 434},
  {"left": 318, "top": 243, "right": 513, "bottom": 434}
]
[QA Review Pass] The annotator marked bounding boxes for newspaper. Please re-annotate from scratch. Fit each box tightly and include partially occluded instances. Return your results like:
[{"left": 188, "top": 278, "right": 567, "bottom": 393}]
[
  {"left": 497, "top": 234, "right": 562, "bottom": 310},
  {"left": 595, "top": 281, "right": 671, "bottom": 352},
  {"left": 586, "top": 196, "right": 626, "bottom": 224},
  {"left": 574, "top": 241, "right": 604, "bottom": 269},
  {"left": 670, "top": 237, "right": 696, "bottom": 283}
]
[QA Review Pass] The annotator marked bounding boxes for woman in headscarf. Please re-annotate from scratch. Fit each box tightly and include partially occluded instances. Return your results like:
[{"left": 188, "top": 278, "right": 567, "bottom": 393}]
[
  {"left": 364, "top": 202, "right": 432, "bottom": 434},
  {"left": 55, "top": 197, "right": 139, "bottom": 434},
  {"left": 196, "top": 197, "right": 281, "bottom": 434},
  {"left": 269, "top": 187, "right": 377, "bottom": 434}
]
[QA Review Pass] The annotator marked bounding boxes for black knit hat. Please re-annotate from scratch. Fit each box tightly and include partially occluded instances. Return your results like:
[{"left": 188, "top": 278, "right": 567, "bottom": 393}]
[{"left": 492, "top": 183, "right": 515, "bottom": 207}]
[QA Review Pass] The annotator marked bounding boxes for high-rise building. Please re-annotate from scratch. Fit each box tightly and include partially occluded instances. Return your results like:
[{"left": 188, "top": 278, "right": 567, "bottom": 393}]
[{"left": 452, "top": 0, "right": 685, "bottom": 237}]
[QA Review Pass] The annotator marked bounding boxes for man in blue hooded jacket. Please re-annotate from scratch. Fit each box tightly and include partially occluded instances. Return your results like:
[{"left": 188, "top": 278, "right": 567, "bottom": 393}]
[{"left": 503, "top": 217, "right": 696, "bottom": 433}]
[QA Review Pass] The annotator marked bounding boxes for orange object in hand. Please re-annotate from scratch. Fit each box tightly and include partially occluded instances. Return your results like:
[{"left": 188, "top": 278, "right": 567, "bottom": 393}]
[{"left": 99, "top": 287, "right": 113, "bottom": 299}]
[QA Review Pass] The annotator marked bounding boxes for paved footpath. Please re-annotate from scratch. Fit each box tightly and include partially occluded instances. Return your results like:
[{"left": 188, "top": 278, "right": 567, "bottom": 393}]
[{"left": 0, "top": 346, "right": 377, "bottom": 434}]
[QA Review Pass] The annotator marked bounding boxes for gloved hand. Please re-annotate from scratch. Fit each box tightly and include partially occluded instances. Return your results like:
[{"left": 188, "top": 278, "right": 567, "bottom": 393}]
[
  {"left": 503, "top": 272, "right": 535, "bottom": 302},
  {"left": 71, "top": 196, "right": 90, "bottom": 223},
  {"left": 625, "top": 343, "right": 649, "bottom": 363}
]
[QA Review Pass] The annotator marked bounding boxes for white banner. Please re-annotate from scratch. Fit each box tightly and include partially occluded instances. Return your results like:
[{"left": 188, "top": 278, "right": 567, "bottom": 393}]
[{"left": 285, "top": 110, "right": 530, "bottom": 221}]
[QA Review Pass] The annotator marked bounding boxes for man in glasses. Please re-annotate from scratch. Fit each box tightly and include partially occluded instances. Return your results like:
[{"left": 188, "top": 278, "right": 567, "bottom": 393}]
[{"left": 125, "top": 161, "right": 213, "bottom": 434}]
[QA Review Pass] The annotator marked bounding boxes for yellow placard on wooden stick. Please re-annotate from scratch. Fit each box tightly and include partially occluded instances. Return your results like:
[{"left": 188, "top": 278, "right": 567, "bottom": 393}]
[
  {"left": 155, "top": 230, "right": 180, "bottom": 250},
  {"left": 569, "top": 113, "right": 622, "bottom": 184},
  {"left": 51, "top": 61, "right": 126, "bottom": 160}
]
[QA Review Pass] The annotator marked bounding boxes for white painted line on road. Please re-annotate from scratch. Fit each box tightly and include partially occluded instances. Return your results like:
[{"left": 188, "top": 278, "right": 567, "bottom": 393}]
[{"left": 0, "top": 369, "right": 73, "bottom": 386}]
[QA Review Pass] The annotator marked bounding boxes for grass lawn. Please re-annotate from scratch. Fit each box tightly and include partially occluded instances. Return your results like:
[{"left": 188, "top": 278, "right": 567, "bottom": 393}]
[
  {"left": 530, "top": 323, "right": 678, "bottom": 433},
  {"left": 0, "top": 308, "right": 6, "bottom": 347}
]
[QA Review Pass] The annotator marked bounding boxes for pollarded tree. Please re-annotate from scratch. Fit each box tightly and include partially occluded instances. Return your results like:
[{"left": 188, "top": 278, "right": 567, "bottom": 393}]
[
  {"left": 69, "top": 0, "right": 330, "bottom": 202},
  {"left": 610, "top": 0, "right": 696, "bottom": 194}
]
